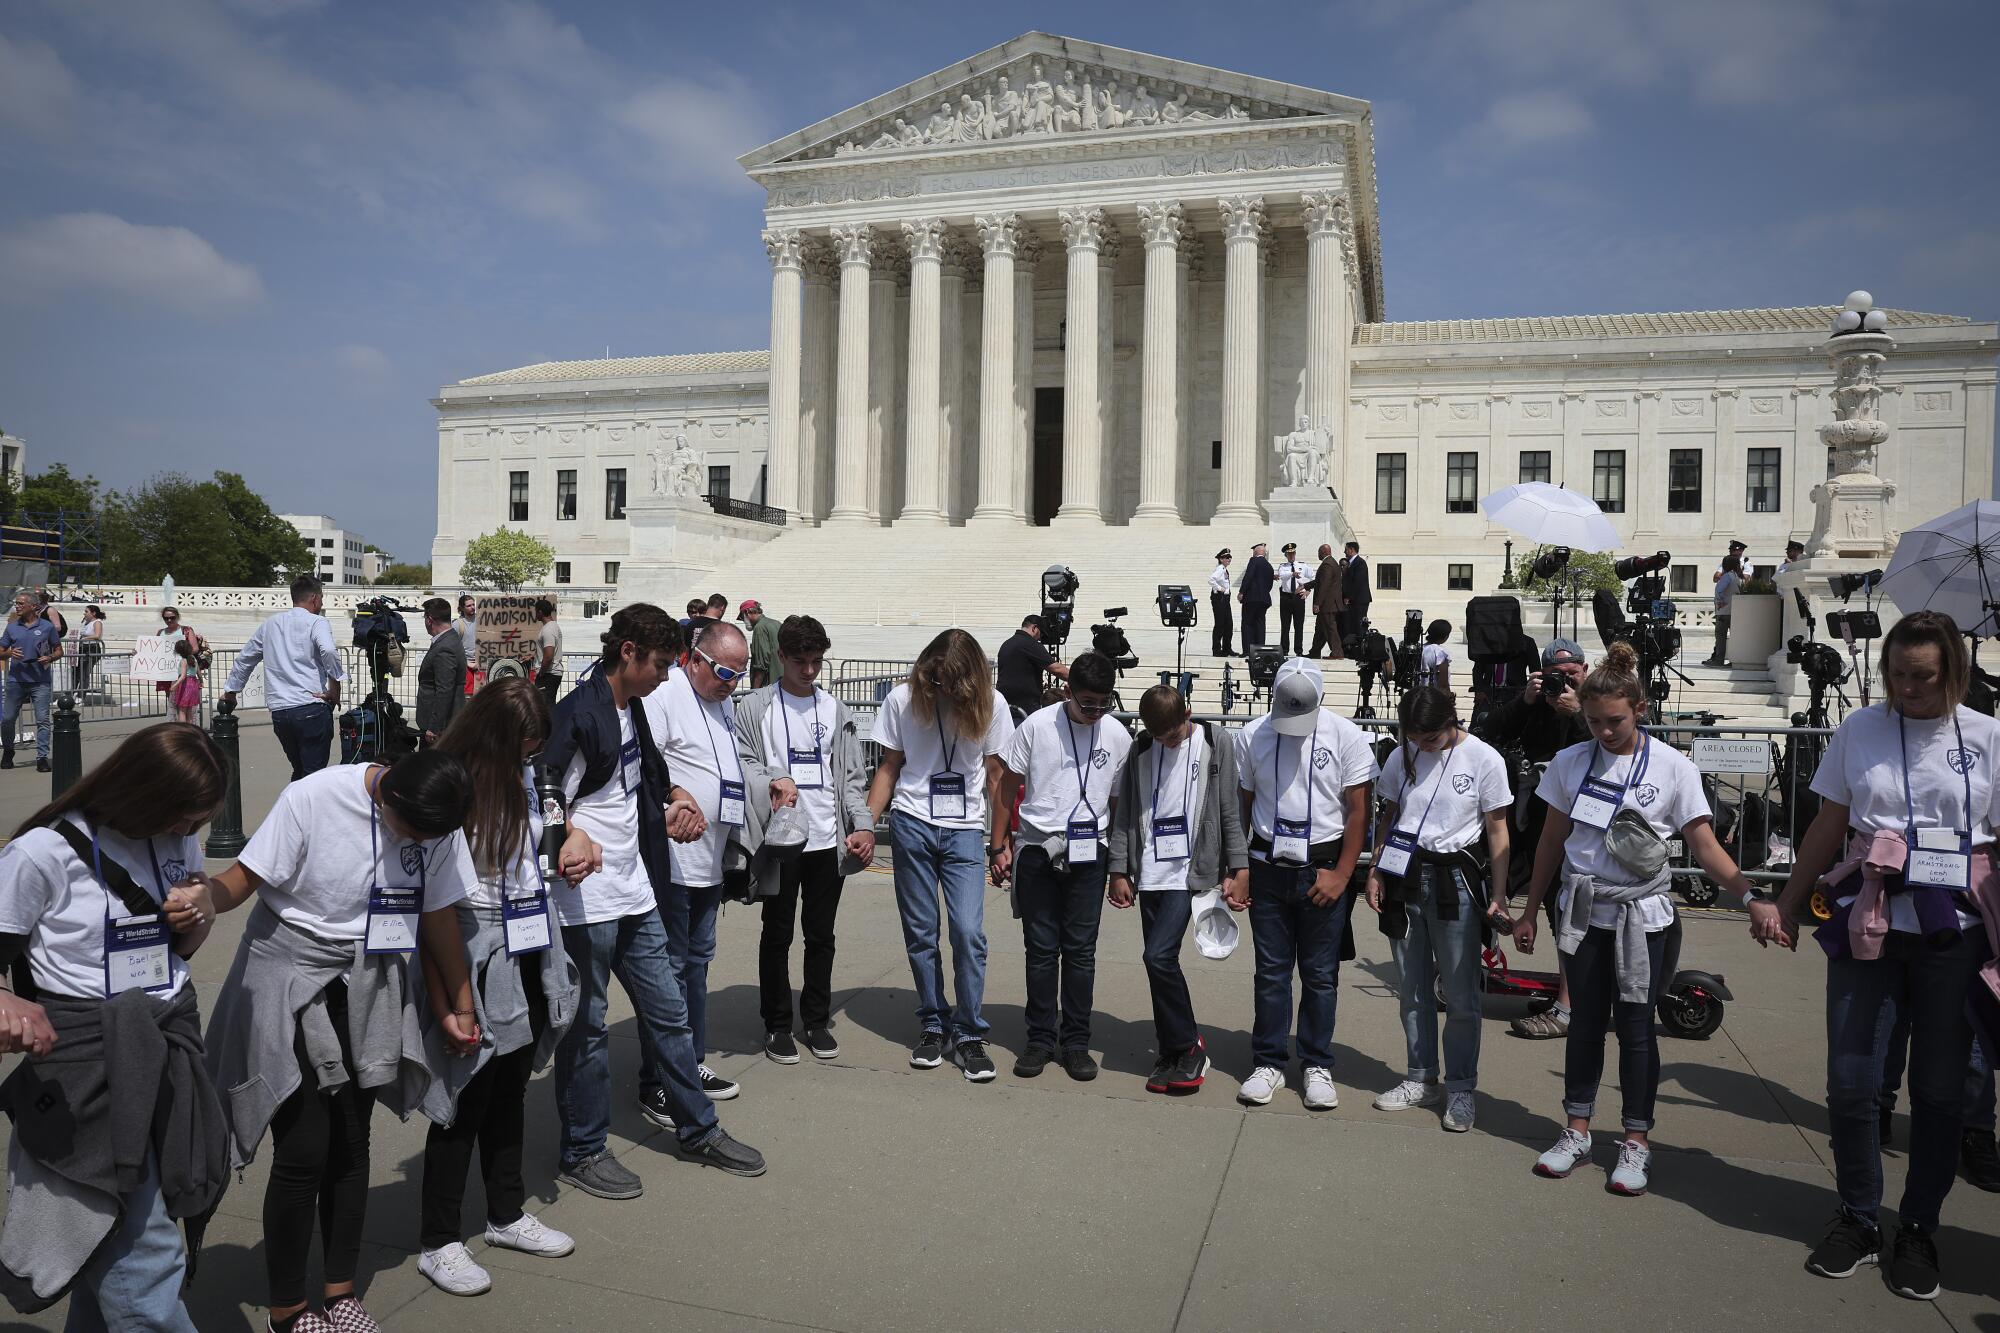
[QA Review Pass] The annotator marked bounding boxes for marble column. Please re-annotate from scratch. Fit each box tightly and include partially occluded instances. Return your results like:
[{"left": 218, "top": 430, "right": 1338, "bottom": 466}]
[
  {"left": 899, "top": 217, "right": 946, "bottom": 525},
  {"left": 826, "top": 224, "right": 873, "bottom": 525},
  {"left": 938, "top": 236, "right": 970, "bottom": 522},
  {"left": 1215, "top": 195, "right": 1266, "bottom": 522},
  {"left": 761, "top": 227, "right": 805, "bottom": 518},
  {"left": 867, "top": 252, "right": 903, "bottom": 522},
  {"left": 797, "top": 241, "right": 836, "bottom": 523},
  {"left": 1300, "top": 193, "right": 1351, "bottom": 468},
  {"left": 1056, "top": 206, "right": 1105, "bottom": 525},
  {"left": 1133, "top": 201, "right": 1183, "bottom": 523},
  {"left": 1012, "top": 230, "right": 1041, "bottom": 522},
  {"left": 971, "top": 212, "right": 1021, "bottom": 524}
]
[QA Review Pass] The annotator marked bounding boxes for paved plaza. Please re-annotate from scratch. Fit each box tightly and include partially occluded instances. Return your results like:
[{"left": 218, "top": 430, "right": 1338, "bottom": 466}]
[{"left": 5, "top": 720, "right": 2000, "bottom": 1331}]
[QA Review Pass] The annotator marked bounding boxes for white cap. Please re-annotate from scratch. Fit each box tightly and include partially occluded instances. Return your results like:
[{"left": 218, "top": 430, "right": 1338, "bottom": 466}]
[
  {"left": 1191, "top": 888, "right": 1239, "bottom": 960},
  {"left": 1269, "top": 658, "right": 1324, "bottom": 737}
]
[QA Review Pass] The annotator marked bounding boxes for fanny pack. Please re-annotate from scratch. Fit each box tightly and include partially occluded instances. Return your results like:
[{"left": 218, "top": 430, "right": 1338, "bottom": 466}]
[{"left": 1604, "top": 809, "right": 1669, "bottom": 881}]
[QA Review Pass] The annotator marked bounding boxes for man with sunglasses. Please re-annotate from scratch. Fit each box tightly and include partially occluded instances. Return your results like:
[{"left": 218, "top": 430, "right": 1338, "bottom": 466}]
[
  {"left": 642, "top": 621, "right": 752, "bottom": 1110},
  {"left": 991, "top": 651, "right": 1131, "bottom": 1080}
]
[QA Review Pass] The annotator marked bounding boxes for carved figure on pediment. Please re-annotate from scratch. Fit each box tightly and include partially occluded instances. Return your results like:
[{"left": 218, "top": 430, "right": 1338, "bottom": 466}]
[
  {"left": 957, "top": 93, "right": 988, "bottom": 142},
  {"left": 668, "top": 433, "right": 702, "bottom": 500},
  {"left": 868, "top": 119, "right": 911, "bottom": 150},
  {"left": 1223, "top": 101, "right": 1250, "bottom": 120},
  {"left": 834, "top": 140, "right": 860, "bottom": 156},
  {"left": 987, "top": 76, "right": 1022, "bottom": 137},
  {"left": 898, "top": 118, "right": 923, "bottom": 145},
  {"left": 1161, "top": 94, "right": 1189, "bottom": 124},
  {"left": 924, "top": 101, "right": 957, "bottom": 143},
  {"left": 1079, "top": 75, "right": 1099, "bottom": 131},
  {"left": 1054, "top": 69, "right": 1085, "bottom": 132},
  {"left": 1273, "top": 415, "right": 1329, "bottom": 488},
  {"left": 1097, "top": 80, "right": 1127, "bottom": 129},
  {"left": 1022, "top": 63, "right": 1055, "bottom": 133},
  {"left": 1128, "top": 83, "right": 1160, "bottom": 126},
  {"left": 648, "top": 445, "right": 669, "bottom": 498}
]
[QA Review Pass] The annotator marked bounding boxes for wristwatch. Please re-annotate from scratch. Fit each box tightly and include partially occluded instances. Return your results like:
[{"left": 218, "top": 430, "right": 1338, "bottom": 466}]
[{"left": 985, "top": 844, "right": 1006, "bottom": 863}]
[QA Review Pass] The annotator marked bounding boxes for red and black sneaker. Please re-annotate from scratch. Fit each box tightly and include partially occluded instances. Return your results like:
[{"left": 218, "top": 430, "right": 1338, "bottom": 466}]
[{"left": 1146, "top": 1045, "right": 1210, "bottom": 1094}]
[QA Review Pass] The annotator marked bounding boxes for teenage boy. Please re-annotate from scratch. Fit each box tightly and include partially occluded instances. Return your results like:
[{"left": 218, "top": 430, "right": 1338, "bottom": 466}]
[
  {"left": 1233, "top": 659, "right": 1378, "bottom": 1111},
  {"left": 1107, "top": 685, "right": 1249, "bottom": 1093},
  {"left": 992, "top": 652, "right": 1132, "bottom": 1080},
  {"left": 734, "top": 615, "right": 877, "bottom": 1062},
  {"left": 543, "top": 604, "right": 765, "bottom": 1197}
]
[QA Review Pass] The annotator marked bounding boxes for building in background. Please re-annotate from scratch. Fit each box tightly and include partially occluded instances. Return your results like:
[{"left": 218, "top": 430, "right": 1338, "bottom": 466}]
[
  {"left": 0, "top": 431, "right": 25, "bottom": 485},
  {"left": 360, "top": 549, "right": 387, "bottom": 582},
  {"left": 279, "top": 513, "right": 369, "bottom": 585}
]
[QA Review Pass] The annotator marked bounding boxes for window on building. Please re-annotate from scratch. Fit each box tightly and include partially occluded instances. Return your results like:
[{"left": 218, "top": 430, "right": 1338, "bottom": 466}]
[
  {"left": 1375, "top": 453, "right": 1407, "bottom": 514},
  {"left": 1518, "top": 451, "right": 1551, "bottom": 485},
  {"left": 1592, "top": 450, "right": 1626, "bottom": 513},
  {"left": 556, "top": 470, "right": 577, "bottom": 521},
  {"left": 604, "top": 468, "right": 626, "bottom": 520},
  {"left": 1448, "top": 563, "right": 1473, "bottom": 591},
  {"left": 1746, "top": 448, "right": 1782, "bottom": 513},
  {"left": 509, "top": 471, "right": 529, "bottom": 522},
  {"left": 603, "top": 561, "right": 620, "bottom": 585},
  {"left": 1211, "top": 440, "right": 1222, "bottom": 470},
  {"left": 758, "top": 463, "right": 768, "bottom": 505},
  {"left": 1671, "top": 564, "right": 1697, "bottom": 594},
  {"left": 320, "top": 537, "right": 333, "bottom": 548},
  {"left": 554, "top": 561, "right": 570, "bottom": 585},
  {"left": 1378, "top": 563, "right": 1402, "bottom": 591},
  {"left": 1446, "top": 453, "right": 1478, "bottom": 513},
  {"left": 1668, "top": 449, "right": 1703, "bottom": 513},
  {"left": 708, "top": 465, "right": 731, "bottom": 501},
  {"left": 320, "top": 555, "right": 332, "bottom": 566}
]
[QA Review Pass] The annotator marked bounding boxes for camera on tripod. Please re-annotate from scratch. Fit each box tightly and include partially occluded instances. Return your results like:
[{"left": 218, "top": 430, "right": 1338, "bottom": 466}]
[
  {"left": 1592, "top": 550, "right": 1683, "bottom": 706},
  {"left": 1616, "top": 551, "right": 1672, "bottom": 617},
  {"left": 1786, "top": 634, "right": 1849, "bottom": 689},
  {"left": 1155, "top": 585, "right": 1197, "bottom": 629},
  {"left": 1089, "top": 608, "right": 1139, "bottom": 672},
  {"left": 1039, "top": 565, "right": 1079, "bottom": 649}
]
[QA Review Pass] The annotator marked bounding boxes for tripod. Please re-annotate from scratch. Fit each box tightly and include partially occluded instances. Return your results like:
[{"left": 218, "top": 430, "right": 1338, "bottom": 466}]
[{"left": 1542, "top": 568, "right": 1585, "bottom": 645}]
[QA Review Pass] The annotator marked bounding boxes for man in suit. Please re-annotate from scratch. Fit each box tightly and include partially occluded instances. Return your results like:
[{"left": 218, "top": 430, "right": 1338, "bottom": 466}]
[
  {"left": 1238, "top": 542, "right": 1275, "bottom": 650},
  {"left": 1208, "top": 550, "right": 1235, "bottom": 657},
  {"left": 1307, "top": 543, "right": 1344, "bottom": 659},
  {"left": 1337, "top": 541, "right": 1372, "bottom": 643},
  {"left": 416, "top": 596, "right": 466, "bottom": 745}
]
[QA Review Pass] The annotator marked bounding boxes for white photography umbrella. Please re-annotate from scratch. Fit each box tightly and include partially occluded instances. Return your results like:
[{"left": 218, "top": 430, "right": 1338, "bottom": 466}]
[
  {"left": 1880, "top": 498, "right": 2000, "bottom": 638},
  {"left": 1479, "top": 482, "right": 1620, "bottom": 552}
]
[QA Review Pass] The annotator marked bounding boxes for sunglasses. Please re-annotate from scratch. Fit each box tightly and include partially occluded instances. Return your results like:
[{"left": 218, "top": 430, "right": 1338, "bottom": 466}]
[
  {"left": 693, "top": 646, "right": 745, "bottom": 682},
  {"left": 1071, "top": 697, "right": 1115, "bottom": 716}
]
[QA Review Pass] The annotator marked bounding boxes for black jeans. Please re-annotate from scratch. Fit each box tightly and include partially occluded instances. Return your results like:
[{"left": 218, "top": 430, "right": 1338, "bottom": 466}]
[
  {"left": 419, "top": 969, "right": 545, "bottom": 1250},
  {"left": 1242, "top": 600, "right": 1269, "bottom": 650},
  {"left": 1278, "top": 593, "right": 1306, "bottom": 655},
  {"left": 271, "top": 702, "right": 334, "bottom": 783},
  {"left": 1014, "top": 845, "right": 1107, "bottom": 1051},
  {"left": 1140, "top": 889, "right": 1198, "bottom": 1056},
  {"left": 536, "top": 671, "right": 562, "bottom": 713},
  {"left": 759, "top": 847, "right": 846, "bottom": 1032},
  {"left": 265, "top": 980, "right": 375, "bottom": 1306},
  {"left": 1562, "top": 925, "right": 1668, "bottom": 1131},
  {"left": 1209, "top": 592, "right": 1233, "bottom": 656}
]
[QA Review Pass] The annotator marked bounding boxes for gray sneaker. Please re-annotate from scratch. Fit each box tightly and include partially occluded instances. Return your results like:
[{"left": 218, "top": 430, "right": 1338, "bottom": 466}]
[
  {"left": 680, "top": 1128, "right": 767, "bottom": 1177},
  {"left": 1510, "top": 1007, "right": 1569, "bottom": 1040},
  {"left": 558, "top": 1151, "right": 642, "bottom": 1200}
]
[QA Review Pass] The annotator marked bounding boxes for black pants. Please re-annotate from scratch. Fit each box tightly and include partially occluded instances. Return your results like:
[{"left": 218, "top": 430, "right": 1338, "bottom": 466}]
[
  {"left": 419, "top": 969, "right": 545, "bottom": 1250},
  {"left": 265, "top": 980, "right": 375, "bottom": 1306},
  {"left": 1278, "top": 593, "right": 1306, "bottom": 655},
  {"left": 1563, "top": 924, "right": 1668, "bottom": 1131},
  {"left": 1014, "top": 846, "right": 1107, "bottom": 1051},
  {"left": 1209, "top": 592, "right": 1234, "bottom": 656},
  {"left": 759, "top": 847, "right": 846, "bottom": 1032},
  {"left": 1308, "top": 611, "right": 1342, "bottom": 659},
  {"left": 1140, "top": 889, "right": 1198, "bottom": 1056},
  {"left": 76, "top": 642, "right": 102, "bottom": 693},
  {"left": 536, "top": 670, "right": 562, "bottom": 711},
  {"left": 271, "top": 702, "right": 334, "bottom": 783},
  {"left": 1242, "top": 600, "right": 1269, "bottom": 650}
]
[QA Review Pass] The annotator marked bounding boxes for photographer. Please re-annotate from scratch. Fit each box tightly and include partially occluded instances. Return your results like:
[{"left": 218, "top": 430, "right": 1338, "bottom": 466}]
[{"left": 996, "top": 615, "right": 1069, "bottom": 718}]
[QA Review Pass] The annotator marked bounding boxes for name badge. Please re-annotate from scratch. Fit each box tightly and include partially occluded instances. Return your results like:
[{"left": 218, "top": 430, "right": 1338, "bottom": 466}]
[
  {"left": 1376, "top": 830, "right": 1418, "bottom": 878},
  {"left": 718, "top": 778, "right": 747, "bottom": 828},
  {"left": 788, "top": 746, "right": 826, "bottom": 789},
  {"left": 1151, "top": 815, "right": 1190, "bottom": 861},
  {"left": 105, "top": 914, "right": 171, "bottom": 995},
  {"left": 365, "top": 886, "right": 421, "bottom": 955},
  {"left": 503, "top": 891, "right": 551, "bottom": 956},
  {"left": 1571, "top": 778, "right": 1623, "bottom": 830},
  {"left": 929, "top": 772, "right": 967, "bottom": 821},
  {"left": 1066, "top": 816, "right": 1100, "bottom": 865},
  {"left": 618, "top": 737, "right": 642, "bottom": 791},
  {"left": 1273, "top": 817, "right": 1311, "bottom": 866},
  {"left": 1908, "top": 828, "right": 1971, "bottom": 890}
]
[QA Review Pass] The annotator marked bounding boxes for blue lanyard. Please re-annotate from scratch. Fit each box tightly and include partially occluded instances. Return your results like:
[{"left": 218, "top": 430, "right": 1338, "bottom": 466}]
[
  {"left": 1150, "top": 729, "right": 1201, "bottom": 822},
  {"left": 935, "top": 711, "right": 960, "bottom": 776},
  {"left": 1063, "top": 711, "right": 1101, "bottom": 822},
  {"left": 90, "top": 823, "right": 175, "bottom": 986},
  {"left": 781, "top": 688, "right": 823, "bottom": 757},
  {"left": 1391, "top": 731, "right": 1459, "bottom": 845},
  {"left": 1577, "top": 734, "right": 1651, "bottom": 811},
  {"left": 367, "top": 770, "right": 430, "bottom": 891},
  {"left": 1271, "top": 715, "right": 1321, "bottom": 828},
  {"left": 696, "top": 692, "right": 743, "bottom": 784},
  {"left": 1898, "top": 710, "right": 1973, "bottom": 842}
]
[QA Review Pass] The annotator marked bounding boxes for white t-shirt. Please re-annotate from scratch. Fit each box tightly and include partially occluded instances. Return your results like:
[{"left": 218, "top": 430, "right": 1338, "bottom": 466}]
[
  {"left": 1418, "top": 643, "right": 1451, "bottom": 686},
  {"left": 1000, "top": 702, "right": 1133, "bottom": 841},
  {"left": 1138, "top": 726, "right": 1209, "bottom": 892},
  {"left": 645, "top": 669, "right": 741, "bottom": 889},
  {"left": 1811, "top": 703, "right": 2000, "bottom": 933},
  {"left": 764, "top": 686, "right": 839, "bottom": 852},
  {"left": 240, "top": 765, "right": 473, "bottom": 941},
  {"left": 0, "top": 814, "right": 199, "bottom": 1000},
  {"left": 560, "top": 705, "right": 654, "bottom": 925},
  {"left": 463, "top": 764, "right": 543, "bottom": 911},
  {"left": 1537, "top": 735, "right": 1708, "bottom": 930},
  {"left": 1235, "top": 709, "right": 1380, "bottom": 858},
  {"left": 1378, "top": 731, "right": 1512, "bottom": 855},
  {"left": 874, "top": 683, "right": 1015, "bottom": 830}
]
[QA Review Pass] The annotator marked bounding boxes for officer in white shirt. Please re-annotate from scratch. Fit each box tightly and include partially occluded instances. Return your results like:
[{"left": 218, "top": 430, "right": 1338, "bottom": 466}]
[
  {"left": 1232, "top": 659, "right": 1379, "bottom": 1111},
  {"left": 1208, "top": 549, "right": 1235, "bottom": 658},
  {"left": 222, "top": 572, "right": 346, "bottom": 782},
  {"left": 992, "top": 651, "right": 1132, "bottom": 1081},
  {"left": 1275, "top": 542, "right": 1313, "bottom": 657}
]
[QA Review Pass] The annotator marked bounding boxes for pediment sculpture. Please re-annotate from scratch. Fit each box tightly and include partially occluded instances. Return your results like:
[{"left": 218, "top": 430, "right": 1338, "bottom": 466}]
[{"left": 1273, "top": 415, "right": 1330, "bottom": 489}]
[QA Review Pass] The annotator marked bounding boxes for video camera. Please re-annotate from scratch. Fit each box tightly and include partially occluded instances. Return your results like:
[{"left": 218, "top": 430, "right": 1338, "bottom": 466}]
[
  {"left": 1089, "top": 607, "right": 1139, "bottom": 673},
  {"left": 1785, "top": 634, "right": 1849, "bottom": 690},
  {"left": 351, "top": 595, "right": 411, "bottom": 676},
  {"left": 1342, "top": 619, "right": 1396, "bottom": 718},
  {"left": 1155, "top": 584, "right": 1197, "bottom": 629},
  {"left": 1615, "top": 551, "right": 1672, "bottom": 618},
  {"left": 1040, "top": 565, "right": 1079, "bottom": 649},
  {"left": 1593, "top": 550, "right": 1684, "bottom": 706}
]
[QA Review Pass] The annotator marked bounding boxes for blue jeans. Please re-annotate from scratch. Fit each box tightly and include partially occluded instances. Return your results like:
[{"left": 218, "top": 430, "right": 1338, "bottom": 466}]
[
  {"left": 1247, "top": 860, "right": 1354, "bottom": 1070},
  {"left": 1562, "top": 925, "right": 1667, "bottom": 1131},
  {"left": 889, "top": 813, "right": 989, "bottom": 1042},
  {"left": 555, "top": 912, "right": 718, "bottom": 1165},
  {"left": 655, "top": 880, "right": 724, "bottom": 1064},
  {"left": 1827, "top": 930, "right": 1988, "bottom": 1229},
  {"left": 1013, "top": 846, "right": 1107, "bottom": 1052},
  {"left": 2, "top": 677, "right": 52, "bottom": 761},
  {"left": 270, "top": 702, "right": 333, "bottom": 782},
  {"left": 1879, "top": 1011, "right": 1996, "bottom": 1135},
  {"left": 63, "top": 1154, "right": 197, "bottom": 1332},
  {"left": 1139, "top": 889, "right": 1198, "bottom": 1056},
  {"left": 1388, "top": 869, "right": 1484, "bottom": 1092}
]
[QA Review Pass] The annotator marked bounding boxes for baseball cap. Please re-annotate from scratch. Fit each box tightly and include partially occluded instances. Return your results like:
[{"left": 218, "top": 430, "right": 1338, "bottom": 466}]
[
  {"left": 1270, "top": 659, "right": 1323, "bottom": 736},
  {"left": 735, "top": 599, "right": 762, "bottom": 620},
  {"left": 1542, "top": 637, "right": 1586, "bottom": 668}
]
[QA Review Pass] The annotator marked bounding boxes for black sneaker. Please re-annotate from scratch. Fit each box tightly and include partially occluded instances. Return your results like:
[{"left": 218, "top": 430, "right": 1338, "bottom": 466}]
[
  {"left": 0, "top": 754, "right": 12, "bottom": 770},
  {"left": 1144, "top": 1057, "right": 1176, "bottom": 1092},
  {"left": 1013, "top": 1045, "right": 1054, "bottom": 1078},
  {"left": 637, "top": 1087, "right": 676, "bottom": 1131},
  {"left": 952, "top": 1039, "right": 997, "bottom": 1082},
  {"left": 1805, "top": 1209, "right": 1881, "bottom": 1279},
  {"left": 1886, "top": 1224, "right": 1941, "bottom": 1300},
  {"left": 804, "top": 1027, "right": 839, "bottom": 1060},
  {"left": 558, "top": 1151, "right": 643, "bottom": 1200},
  {"left": 698, "top": 1065, "right": 740, "bottom": 1100},
  {"left": 764, "top": 1031, "right": 800, "bottom": 1064},
  {"left": 1961, "top": 1128, "right": 2000, "bottom": 1191},
  {"left": 910, "top": 1030, "right": 946, "bottom": 1069},
  {"left": 679, "top": 1128, "right": 767, "bottom": 1178},
  {"left": 34, "top": 758, "right": 48, "bottom": 774},
  {"left": 1060, "top": 1048, "right": 1099, "bottom": 1082}
]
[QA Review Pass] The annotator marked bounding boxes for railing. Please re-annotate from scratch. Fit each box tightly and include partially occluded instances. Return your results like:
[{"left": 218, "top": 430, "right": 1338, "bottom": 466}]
[{"left": 701, "top": 494, "right": 787, "bottom": 526}]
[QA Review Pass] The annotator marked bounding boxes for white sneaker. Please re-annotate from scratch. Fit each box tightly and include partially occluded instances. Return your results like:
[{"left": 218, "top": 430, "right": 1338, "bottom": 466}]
[
  {"left": 1302, "top": 1067, "right": 1338, "bottom": 1111},
  {"left": 1372, "top": 1079, "right": 1441, "bottom": 1111},
  {"left": 1237, "top": 1065, "right": 1285, "bottom": 1105},
  {"left": 1608, "top": 1139, "right": 1652, "bottom": 1196},
  {"left": 1534, "top": 1127, "right": 1593, "bottom": 1178},
  {"left": 1442, "top": 1091, "right": 1476, "bottom": 1133},
  {"left": 418, "top": 1242, "right": 492, "bottom": 1296},
  {"left": 484, "top": 1212, "right": 575, "bottom": 1258}
]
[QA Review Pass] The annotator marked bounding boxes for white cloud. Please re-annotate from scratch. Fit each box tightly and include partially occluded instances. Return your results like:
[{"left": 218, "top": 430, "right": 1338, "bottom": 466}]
[
  {"left": 0, "top": 33, "right": 80, "bottom": 139},
  {"left": 332, "top": 343, "right": 391, "bottom": 379},
  {"left": 613, "top": 76, "right": 776, "bottom": 193},
  {"left": 0, "top": 213, "right": 264, "bottom": 312},
  {"left": 1479, "top": 90, "right": 1595, "bottom": 151}
]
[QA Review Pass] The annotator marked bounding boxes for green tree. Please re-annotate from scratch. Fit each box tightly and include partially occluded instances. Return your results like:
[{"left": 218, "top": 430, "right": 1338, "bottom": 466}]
[
  {"left": 0, "top": 469, "right": 16, "bottom": 523},
  {"left": 17, "top": 463, "right": 101, "bottom": 516},
  {"left": 1516, "top": 545, "right": 1622, "bottom": 595},
  {"left": 377, "top": 560, "right": 433, "bottom": 586},
  {"left": 102, "top": 474, "right": 243, "bottom": 585},
  {"left": 458, "top": 529, "right": 554, "bottom": 590},
  {"left": 211, "top": 470, "right": 312, "bottom": 586}
]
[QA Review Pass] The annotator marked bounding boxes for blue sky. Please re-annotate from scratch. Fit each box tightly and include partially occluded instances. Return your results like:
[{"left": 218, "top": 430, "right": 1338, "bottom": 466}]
[{"left": 3, "top": 0, "right": 1996, "bottom": 563}]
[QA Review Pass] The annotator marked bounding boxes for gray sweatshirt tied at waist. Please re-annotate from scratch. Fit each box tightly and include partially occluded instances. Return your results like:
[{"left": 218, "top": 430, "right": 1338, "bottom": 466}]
[
  {"left": 1556, "top": 869, "right": 1674, "bottom": 1003},
  {"left": 418, "top": 900, "right": 579, "bottom": 1127}
]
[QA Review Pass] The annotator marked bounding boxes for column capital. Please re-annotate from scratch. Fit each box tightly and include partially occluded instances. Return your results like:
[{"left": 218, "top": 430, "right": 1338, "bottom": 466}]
[
  {"left": 1217, "top": 195, "right": 1266, "bottom": 243},
  {"left": 800, "top": 236, "right": 839, "bottom": 283},
  {"left": 901, "top": 216, "right": 947, "bottom": 263},
  {"left": 829, "top": 223, "right": 874, "bottom": 267},
  {"left": 1299, "top": 191, "right": 1351, "bottom": 238},
  {"left": 1059, "top": 205, "right": 1106, "bottom": 253},
  {"left": 762, "top": 227, "right": 805, "bottom": 271},
  {"left": 1015, "top": 228, "right": 1047, "bottom": 267},
  {"left": 874, "top": 249, "right": 911, "bottom": 283},
  {"left": 1181, "top": 237, "right": 1209, "bottom": 280},
  {"left": 1096, "top": 226, "right": 1123, "bottom": 265},
  {"left": 1136, "top": 200, "right": 1185, "bottom": 248},
  {"left": 939, "top": 232, "right": 978, "bottom": 277},
  {"left": 975, "top": 212, "right": 1020, "bottom": 258}
]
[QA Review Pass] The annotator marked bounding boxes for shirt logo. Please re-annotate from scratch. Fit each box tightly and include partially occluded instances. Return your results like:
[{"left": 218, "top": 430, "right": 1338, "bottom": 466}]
[
  {"left": 400, "top": 844, "right": 428, "bottom": 877},
  {"left": 812, "top": 721, "right": 830, "bottom": 746},
  {"left": 1313, "top": 746, "right": 1333, "bottom": 770},
  {"left": 158, "top": 858, "right": 189, "bottom": 886},
  {"left": 1451, "top": 774, "right": 1474, "bottom": 795},
  {"left": 1634, "top": 784, "right": 1659, "bottom": 808},
  {"left": 1948, "top": 747, "right": 1980, "bottom": 775},
  {"left": 1090, "top": 747, "right": 1110, "bottom": 770}
]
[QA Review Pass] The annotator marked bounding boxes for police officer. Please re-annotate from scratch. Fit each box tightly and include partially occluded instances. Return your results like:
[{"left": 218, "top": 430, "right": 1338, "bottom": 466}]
[{"left": 1209, "top": 550, "right": 1235, "bottom": 658}]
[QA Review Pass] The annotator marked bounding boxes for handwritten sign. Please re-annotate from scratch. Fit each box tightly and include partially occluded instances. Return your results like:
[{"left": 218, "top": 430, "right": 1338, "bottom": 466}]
[
  {"left": 474, "top": 596, "right": 546, "bottom": 674},
  {"left": 128, "top": 636, "right": 180, "bottom": 683},
  {"left": 1691, "top": 737, "right": 1773, "bottom": 776}
]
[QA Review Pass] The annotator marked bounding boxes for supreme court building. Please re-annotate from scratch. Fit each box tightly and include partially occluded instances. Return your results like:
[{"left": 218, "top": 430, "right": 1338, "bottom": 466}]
[{"left": 432, "top": 32, "right": 1995, "bottom": 616}]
